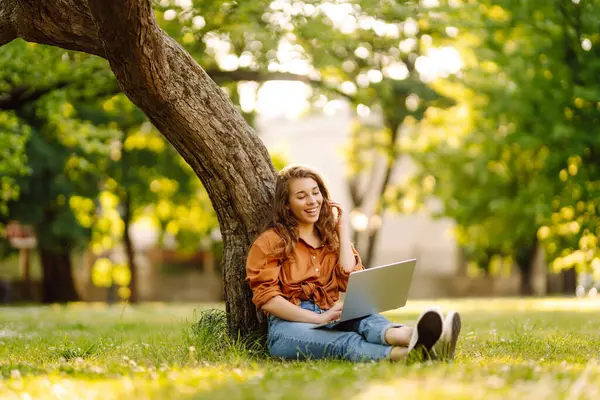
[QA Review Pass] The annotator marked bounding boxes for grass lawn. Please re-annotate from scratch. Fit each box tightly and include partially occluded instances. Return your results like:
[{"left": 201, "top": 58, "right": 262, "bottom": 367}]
[{"left": 1, "top": 298, "right": 599, "bottom": 399}]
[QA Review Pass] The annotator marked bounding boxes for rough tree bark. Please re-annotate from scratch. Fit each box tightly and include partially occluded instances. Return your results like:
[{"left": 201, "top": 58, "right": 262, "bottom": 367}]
[{"left": 2, "top": 0, "right": 277, "bottom": 336}]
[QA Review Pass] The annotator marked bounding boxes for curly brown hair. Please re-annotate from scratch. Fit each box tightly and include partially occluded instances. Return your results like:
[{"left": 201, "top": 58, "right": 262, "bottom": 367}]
[{"left": 267, "top": 165, "right": 339, "bottom": 259}]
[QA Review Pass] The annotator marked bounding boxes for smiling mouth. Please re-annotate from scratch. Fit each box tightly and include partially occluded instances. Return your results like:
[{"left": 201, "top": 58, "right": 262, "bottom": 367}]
[{"left": 305, "top": 207, "right": 319, "bottom": 216}]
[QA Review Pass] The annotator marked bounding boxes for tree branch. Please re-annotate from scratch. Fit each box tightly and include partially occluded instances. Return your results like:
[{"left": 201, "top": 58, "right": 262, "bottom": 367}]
[
  {"left": 0, "top": 67, "right": 354, "bottom": 112},
  {"left": 0, "top": 78, "right": 121, "bottom": 110},
  {"left": 206, "top": 69, "right": 313, "bottom": 84},
  {"left": 206, "top": 68, "right": 356, "bottom": 102},
  {"left": 5, "top": 0, "right": 355, "bottom": 105},
  {"left": 11, "top": 0, "right": 104, "bottom": 57},
  {"left": 0, "top": 82, "right": 68, "bottom": 110},
  {"left": 86, "top": 0, "right": 171, "bottom": 103}
]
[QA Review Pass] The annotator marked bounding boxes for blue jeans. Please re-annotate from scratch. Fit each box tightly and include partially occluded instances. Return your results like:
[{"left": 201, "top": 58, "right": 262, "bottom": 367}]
[{"left": 267, "top": 300, "right": 402, "bottom": 362}]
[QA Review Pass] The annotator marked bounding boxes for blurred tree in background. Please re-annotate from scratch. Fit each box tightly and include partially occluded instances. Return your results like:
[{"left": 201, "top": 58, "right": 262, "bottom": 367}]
[
  {"left": 403, "top": 0, "right": 600, "bottom": 293},
  {"left": 0, "top": 40, "right": 216, "bottom": 303},
  {"left": 288, "top": 0, "right": 457, "bottom": 266},
  {"left": 75, "top": 93, "right": 217, "bottom": 302},
  {"left": 0, "top": 115, "right": 28, "bottom": 215},
  {"left": 0, "top": 41, "right": 117, "bottom": 302}
]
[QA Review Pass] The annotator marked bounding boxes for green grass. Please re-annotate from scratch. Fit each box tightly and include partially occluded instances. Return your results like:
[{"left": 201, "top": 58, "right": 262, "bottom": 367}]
[{"left": 1, "top": 298, "right": 599, "bottom": 399}]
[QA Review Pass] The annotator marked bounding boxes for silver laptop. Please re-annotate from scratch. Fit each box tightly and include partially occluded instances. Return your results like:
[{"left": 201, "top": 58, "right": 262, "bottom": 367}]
[{"left": 311, "top": 259, "right": 417, "bottom": 329}]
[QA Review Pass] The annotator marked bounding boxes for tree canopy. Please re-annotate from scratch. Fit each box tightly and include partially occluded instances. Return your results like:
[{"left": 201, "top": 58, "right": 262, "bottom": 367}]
[{"left": 403, "top": 0, "right": 600, "bottom": 287}]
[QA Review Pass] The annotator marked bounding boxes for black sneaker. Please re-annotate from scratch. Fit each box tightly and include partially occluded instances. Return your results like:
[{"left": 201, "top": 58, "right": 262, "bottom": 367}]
[{"left": 406, "top": 308, "right": 443, "bottom": 364}]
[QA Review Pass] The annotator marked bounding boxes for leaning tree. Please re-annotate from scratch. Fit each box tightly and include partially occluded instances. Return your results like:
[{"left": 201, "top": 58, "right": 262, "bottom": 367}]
[{"left": 1, "top": 0, "right": 277, "bottom": 336}]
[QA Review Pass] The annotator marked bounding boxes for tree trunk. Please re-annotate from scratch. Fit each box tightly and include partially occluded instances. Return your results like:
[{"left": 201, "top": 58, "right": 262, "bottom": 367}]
[
  {"left": 122, "top": 191, "right": 138, "bottom": 303},
  {"left": 120, "top": 133, "right": 138, "bottom": 304},
  {"left": 361, "top": 120, "right": 400, "bottom": 267},
  {"left": 2, "top": 0, "right": 275, "bottom": 337},
  {"left": 456, "top": 247, "right": 468, "bottom": 276},
  {"left": 518, "top": 263, "right": 533, "bottom": 296},
  {"left": 363, "top": 230, "right": 379, "bottom": 269},
  {"left": 19, "top": 248, "right": 32, "bottom": 300},
  {"left": 515, "top": 239, "right": 538, "bottom": 296},
  {"left": 363, "top": 160, "right": 397, "bottom": 268},
  {"left": 561, "top": 267, "right": 577, "bottom": 295},
  {"left": 38, "top": 246, "right": 80, "bottom": 303}
]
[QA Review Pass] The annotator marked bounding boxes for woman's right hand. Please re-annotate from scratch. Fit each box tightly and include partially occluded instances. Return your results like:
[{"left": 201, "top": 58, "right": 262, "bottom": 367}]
[
  {"left": 315, "top": 302, "right": 343, "bottom": 324},
  {"left": 329, "top": 202, "right": 343, "bottom": 233}
]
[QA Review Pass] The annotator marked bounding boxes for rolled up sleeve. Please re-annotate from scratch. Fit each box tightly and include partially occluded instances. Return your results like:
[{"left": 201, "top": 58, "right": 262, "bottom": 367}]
[
  {"left": 246, "top": 234, "right": 283, "bottom": 309},
  {"left": 335, "top": 245, "right": 364, "bottom": 292}
]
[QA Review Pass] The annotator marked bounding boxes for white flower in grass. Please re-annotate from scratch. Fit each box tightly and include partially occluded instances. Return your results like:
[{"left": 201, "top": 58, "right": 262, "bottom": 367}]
[{"left": 90, "top": 366, "right": 104, "bottom": 374}]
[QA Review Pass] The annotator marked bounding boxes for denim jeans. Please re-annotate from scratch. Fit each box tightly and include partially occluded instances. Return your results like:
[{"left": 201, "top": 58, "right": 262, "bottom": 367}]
[{"left": 267, "top": 300, "right": 402, "bottom": 362}]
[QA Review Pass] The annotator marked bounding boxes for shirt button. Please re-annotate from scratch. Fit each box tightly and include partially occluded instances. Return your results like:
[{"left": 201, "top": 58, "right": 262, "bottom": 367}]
[{"left": 315, "top": 268, "right": 319, "bottom": 272}]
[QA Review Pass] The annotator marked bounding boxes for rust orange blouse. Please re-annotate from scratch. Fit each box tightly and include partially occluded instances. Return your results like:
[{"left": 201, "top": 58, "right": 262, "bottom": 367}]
[{"left": 246, "top": 229, "right": 364, "bottom": 311}]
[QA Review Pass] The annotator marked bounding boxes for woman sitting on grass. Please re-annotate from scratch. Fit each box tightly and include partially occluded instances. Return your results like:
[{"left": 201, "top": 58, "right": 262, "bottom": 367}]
[{"left": 246, "top": 165, "right": 461, "bottom": 363}]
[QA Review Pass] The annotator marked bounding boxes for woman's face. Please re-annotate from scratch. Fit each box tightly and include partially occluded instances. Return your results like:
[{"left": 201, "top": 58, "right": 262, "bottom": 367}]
[{"left": 287, "top": 177, "right": 323, "bottom": 226}]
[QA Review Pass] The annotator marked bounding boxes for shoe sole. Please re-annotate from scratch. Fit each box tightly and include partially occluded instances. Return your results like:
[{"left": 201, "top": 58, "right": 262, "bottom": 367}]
[
  {"left": 409, "top": 310, "right": 443, "bottom": 362},
  {"left": 446, "top": 311, "right": 462, "bottom": 360}
]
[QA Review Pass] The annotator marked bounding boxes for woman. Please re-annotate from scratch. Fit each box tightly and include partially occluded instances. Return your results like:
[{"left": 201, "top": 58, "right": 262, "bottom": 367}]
[{"left": 246, "top": 165, "right": 461, "bottom": 362}]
